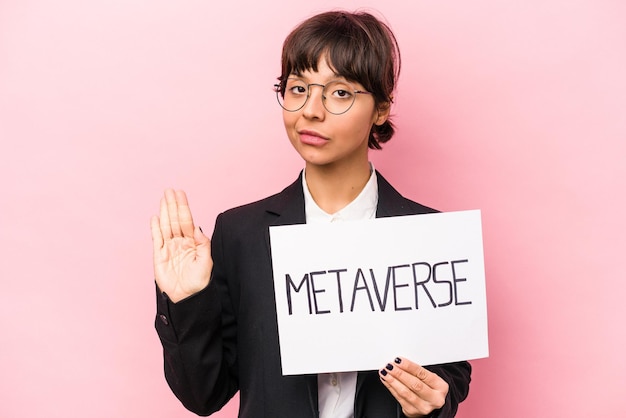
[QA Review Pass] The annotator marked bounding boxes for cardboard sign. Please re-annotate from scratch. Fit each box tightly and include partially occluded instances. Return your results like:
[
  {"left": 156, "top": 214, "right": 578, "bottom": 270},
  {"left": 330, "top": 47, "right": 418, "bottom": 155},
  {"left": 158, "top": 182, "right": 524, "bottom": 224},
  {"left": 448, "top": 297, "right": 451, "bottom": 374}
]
[{"left": 269, "top": 210, "right": 488, "bottom": 375}]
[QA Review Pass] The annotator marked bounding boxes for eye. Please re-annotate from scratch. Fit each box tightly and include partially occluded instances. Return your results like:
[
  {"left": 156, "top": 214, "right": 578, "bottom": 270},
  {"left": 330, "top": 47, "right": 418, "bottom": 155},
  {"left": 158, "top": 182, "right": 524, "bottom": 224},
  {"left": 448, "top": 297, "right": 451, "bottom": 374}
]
[
  {"left": 328, "top": 82, "right": 354, "bottom": 99},
  {"left": 289, "top": 85, "right": 307, "bottom": 94},
  {"left": 285, "top": 79, "right": 307, "bottom": 96},
  {"left": 333, "top": 89, "right": 351, "bottom": 98}
]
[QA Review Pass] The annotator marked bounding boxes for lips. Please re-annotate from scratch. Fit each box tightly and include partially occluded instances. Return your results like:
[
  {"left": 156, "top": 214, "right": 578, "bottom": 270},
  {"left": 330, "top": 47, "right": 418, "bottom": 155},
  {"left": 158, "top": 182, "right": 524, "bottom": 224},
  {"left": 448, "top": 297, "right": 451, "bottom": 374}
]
[{"left": 298, "top": 129, "right": 329, "bottom": 146}]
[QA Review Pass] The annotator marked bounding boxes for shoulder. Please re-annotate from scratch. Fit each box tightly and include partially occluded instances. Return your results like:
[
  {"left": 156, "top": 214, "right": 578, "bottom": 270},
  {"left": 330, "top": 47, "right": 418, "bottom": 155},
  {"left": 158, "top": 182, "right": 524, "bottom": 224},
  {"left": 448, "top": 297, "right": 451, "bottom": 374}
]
[{"left": 216, "top": 173, "right": 304, "bottom": 227}]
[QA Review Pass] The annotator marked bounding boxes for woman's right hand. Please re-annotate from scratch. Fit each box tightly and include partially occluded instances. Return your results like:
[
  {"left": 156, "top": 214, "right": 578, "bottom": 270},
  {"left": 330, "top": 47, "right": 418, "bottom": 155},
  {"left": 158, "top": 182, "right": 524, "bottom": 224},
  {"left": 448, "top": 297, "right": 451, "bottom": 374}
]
[{"left": 150, "top": 189, "right": 213, "bottom": 303}]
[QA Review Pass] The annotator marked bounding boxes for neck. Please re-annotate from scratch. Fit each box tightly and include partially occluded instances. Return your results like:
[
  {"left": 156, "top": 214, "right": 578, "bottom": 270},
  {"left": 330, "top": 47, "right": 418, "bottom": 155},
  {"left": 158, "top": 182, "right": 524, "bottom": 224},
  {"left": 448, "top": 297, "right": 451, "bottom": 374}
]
[{"left": 304, "top": 160, "right": 372, "bottom": 214}]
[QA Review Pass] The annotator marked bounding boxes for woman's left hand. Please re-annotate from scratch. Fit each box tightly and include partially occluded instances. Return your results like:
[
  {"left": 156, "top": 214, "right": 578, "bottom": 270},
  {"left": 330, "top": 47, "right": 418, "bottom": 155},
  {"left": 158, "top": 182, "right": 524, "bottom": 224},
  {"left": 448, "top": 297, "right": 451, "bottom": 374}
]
[{"left": 379, "top": 357, "right": 449, "bottom": 418}]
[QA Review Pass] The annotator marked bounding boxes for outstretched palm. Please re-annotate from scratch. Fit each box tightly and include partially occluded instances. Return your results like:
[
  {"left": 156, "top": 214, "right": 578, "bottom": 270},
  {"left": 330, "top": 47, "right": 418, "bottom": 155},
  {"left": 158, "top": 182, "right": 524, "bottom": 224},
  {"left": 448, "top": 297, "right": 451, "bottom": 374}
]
[{"left": 151, "top": 189, "right": 212, "bottom": 303}]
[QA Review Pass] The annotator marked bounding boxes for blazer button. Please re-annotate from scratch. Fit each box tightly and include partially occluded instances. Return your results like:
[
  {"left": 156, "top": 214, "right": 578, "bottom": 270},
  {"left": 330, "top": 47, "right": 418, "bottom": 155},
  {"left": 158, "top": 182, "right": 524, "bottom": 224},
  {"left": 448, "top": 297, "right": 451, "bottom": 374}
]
[{"left": 159, "top": 314, "right": 169, "bottom": 325}]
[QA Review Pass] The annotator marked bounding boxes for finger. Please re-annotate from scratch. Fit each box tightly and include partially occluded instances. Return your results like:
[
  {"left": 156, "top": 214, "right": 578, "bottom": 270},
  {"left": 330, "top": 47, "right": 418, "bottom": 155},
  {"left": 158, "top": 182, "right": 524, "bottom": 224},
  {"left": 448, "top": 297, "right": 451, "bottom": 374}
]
[
  {"left": 380, "top": 360, "right": 434, "bottom": 399},
  {"left": 175, "top": 190, "right": 195, "bottom": 237},
  {"left": 395, "top": 357, "right": 448, "bottom": 392},
  {"left": 164, "top": 188, "right": 182, "bottom": 237},
  {"left": 150, "top": 215, "right": 164, "bottom": 252},
  {"left": 194, "top": 225, "right": 210, "bottom": 247},
  {"left": 379, "top": 359, "right": 447, "bottom": 415},
  {"left": 194, "top": 225, "right": 213, "bottom": 266},
  {"left": 378, "top": 368, "right": 431, "bottom": 417},
  {"left": 159, "top": 195, "right": 172, "bottom": 239}
]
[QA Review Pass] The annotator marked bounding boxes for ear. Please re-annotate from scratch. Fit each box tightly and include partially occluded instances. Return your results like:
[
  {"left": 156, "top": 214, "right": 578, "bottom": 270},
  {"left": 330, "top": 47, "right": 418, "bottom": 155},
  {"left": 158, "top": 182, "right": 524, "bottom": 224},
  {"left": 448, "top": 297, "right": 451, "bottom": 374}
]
[{"left": 374, "top": 101, "right": 391, "bottom": 126}]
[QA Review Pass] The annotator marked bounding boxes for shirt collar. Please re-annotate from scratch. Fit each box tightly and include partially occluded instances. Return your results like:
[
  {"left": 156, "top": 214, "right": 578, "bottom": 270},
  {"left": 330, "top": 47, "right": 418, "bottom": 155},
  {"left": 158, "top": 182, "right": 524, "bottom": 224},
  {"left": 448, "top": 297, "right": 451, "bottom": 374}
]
[{"left": 302, "top": 164, "right": 378, "bottom": 223}]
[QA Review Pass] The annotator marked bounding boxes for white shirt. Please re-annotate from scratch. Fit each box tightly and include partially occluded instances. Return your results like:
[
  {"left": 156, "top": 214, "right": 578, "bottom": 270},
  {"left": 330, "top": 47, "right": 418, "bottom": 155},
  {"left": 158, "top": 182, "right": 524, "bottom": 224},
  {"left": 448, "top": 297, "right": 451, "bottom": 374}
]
[{"left": 302, "top": 165, "right": 378, "bottom": 418}]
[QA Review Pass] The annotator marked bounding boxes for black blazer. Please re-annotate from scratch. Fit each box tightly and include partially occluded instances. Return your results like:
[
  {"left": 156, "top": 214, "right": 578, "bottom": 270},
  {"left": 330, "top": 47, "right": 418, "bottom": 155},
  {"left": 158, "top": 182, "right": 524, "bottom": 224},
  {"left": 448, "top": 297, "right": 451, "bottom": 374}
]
[{"left": 155, "top": 171, "right": 471, "bottom": 417}]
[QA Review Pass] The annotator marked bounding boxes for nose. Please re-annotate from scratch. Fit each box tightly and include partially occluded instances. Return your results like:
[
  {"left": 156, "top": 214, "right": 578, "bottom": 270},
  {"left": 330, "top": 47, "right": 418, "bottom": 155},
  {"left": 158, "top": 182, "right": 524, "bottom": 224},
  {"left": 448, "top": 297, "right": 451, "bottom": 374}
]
[{"left": 302, "top": 83, "right": 326, "bottom": 120}]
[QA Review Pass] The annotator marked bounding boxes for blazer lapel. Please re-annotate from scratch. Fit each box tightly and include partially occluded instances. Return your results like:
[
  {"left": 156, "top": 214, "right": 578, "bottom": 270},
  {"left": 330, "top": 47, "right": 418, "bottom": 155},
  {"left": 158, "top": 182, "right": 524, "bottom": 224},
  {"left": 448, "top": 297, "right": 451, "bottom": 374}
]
[
  {"left": 262, "top": 171, "right": 307, "bottom": 267},
  {"left": 375, "top": 170, "right": 415, "bottom": 218},
  {"left": 262, "top": 172, "right": 319, "bottom": 416},
  {"left": 265, "top": 171, "right": 307, "bottom": 225}
]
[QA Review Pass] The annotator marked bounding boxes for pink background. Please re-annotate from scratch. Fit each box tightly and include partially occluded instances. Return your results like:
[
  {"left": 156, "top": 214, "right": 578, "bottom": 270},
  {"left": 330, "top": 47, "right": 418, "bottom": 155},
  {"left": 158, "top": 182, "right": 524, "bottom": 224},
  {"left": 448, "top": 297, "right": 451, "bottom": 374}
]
[{"left": 1, "top": 0, "right": 625, "bottom": 416}]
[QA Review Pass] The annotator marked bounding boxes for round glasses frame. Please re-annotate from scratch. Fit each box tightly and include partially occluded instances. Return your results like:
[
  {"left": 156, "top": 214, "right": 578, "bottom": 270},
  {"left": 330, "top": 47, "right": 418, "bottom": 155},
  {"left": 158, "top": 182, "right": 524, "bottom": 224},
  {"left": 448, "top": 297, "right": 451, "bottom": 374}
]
[{"left": 273, "top": 79, "right": 372, "bottom": 115}]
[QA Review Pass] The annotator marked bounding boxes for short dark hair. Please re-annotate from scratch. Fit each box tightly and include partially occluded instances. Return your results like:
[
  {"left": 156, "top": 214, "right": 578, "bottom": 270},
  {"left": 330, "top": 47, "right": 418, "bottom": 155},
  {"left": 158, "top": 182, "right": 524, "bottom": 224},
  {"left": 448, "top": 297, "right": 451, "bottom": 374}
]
[{"left": 278, "top": 10, "right": 401, "bottom": 149}]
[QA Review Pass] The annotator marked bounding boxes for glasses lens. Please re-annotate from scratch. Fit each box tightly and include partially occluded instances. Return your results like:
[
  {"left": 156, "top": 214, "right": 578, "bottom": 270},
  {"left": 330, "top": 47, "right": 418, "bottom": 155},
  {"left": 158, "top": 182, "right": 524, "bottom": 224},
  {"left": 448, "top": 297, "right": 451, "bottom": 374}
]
[
  {"left": 323, "top": 81, "right": 356, "bottom": 115},
  {"left": 277, "top": 79, "right": 308, "bottom": 111}
]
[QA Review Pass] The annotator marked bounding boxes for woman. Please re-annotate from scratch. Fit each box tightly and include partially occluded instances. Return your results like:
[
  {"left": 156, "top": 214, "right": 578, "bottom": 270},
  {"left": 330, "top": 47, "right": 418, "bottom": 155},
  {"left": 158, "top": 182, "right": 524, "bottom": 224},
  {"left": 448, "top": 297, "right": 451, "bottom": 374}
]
[{"left": 152, "top": 10, "right": 471, "bottom": 418}]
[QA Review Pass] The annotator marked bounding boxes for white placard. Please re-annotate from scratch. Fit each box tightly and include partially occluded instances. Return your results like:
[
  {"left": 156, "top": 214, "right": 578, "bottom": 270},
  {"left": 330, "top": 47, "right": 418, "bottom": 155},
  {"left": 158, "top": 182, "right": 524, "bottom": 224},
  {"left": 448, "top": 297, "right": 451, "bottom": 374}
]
[{"left": 269, "top": 210, "right": 488, "bottom": 375}]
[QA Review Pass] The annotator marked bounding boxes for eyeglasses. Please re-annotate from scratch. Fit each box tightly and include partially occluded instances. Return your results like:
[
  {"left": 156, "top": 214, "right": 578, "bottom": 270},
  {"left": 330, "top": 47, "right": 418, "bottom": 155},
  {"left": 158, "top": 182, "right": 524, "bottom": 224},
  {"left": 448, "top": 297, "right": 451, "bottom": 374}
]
[{"left": 274, "top": 78, "right": 372, "bottom": 115}]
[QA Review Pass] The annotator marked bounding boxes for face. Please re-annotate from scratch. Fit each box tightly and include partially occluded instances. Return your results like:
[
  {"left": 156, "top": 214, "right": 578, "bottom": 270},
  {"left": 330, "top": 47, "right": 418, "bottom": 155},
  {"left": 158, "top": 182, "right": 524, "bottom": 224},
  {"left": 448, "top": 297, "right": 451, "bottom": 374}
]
[{"left": 282, "top": 57, "right": 389, "bottom": 170}]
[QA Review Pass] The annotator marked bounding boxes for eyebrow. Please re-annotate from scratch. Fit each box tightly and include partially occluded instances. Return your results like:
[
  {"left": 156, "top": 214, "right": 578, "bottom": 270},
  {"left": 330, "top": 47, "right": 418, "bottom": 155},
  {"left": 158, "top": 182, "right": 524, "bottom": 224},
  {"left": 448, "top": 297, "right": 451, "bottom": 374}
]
[{"left": 288, "top": 72, "right": 347, "bottom": 83}]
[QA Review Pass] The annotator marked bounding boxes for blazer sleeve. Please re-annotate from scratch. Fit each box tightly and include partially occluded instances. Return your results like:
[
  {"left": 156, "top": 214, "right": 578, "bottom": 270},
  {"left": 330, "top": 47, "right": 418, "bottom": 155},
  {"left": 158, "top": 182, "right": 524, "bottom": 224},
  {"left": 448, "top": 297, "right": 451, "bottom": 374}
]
[{"left": 154, "top": 213, "right": 239, "bottom": 416}]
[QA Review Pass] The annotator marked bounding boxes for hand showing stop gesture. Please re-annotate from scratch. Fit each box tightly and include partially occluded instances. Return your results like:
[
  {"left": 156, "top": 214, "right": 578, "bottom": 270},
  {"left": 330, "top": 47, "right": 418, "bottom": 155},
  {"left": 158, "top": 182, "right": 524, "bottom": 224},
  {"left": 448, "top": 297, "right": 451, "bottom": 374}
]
[{"left": 150, "top": 189, "right": 212, "bottom": 303}]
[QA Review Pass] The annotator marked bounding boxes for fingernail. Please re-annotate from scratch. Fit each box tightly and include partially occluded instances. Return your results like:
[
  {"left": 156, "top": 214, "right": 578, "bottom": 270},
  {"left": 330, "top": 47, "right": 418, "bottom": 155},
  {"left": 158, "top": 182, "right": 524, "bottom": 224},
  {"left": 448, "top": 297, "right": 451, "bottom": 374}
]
[
  {"left": 385, "top": 363, "right": 393, "bottom": 371},
  {"left": 199, "top": 226, "right": 203, "bottom": 233},
  {"left": 380, "top": 368, "right": 387, "bottom": 376},
  {"left": 394, "top": 357, "right": 401, "bottom": 364}
]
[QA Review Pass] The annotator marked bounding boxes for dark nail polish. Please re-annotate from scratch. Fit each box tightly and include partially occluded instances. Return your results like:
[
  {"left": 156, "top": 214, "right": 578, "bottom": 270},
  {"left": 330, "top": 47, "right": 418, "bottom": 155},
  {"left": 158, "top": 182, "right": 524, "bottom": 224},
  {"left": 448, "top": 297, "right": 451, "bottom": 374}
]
[
  {"left": 380, "top": 368, "right": 387, "bottom": 376},
  {"left": 394, "top": 357, "right": 401, "bottom": 364},
  {"left": 199, "top": 226, "right": 203, "bottom": 233},
  {"left": 385, "top": 363, "right": 393, "bottom": 371}
]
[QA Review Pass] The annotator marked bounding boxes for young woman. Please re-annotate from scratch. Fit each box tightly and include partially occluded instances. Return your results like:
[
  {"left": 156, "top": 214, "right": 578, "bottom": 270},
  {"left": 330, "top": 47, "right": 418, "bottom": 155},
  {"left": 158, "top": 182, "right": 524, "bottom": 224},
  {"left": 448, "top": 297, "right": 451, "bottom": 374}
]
[{"left": 152, "top": 10, "right": 471, "bottom": 418}]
